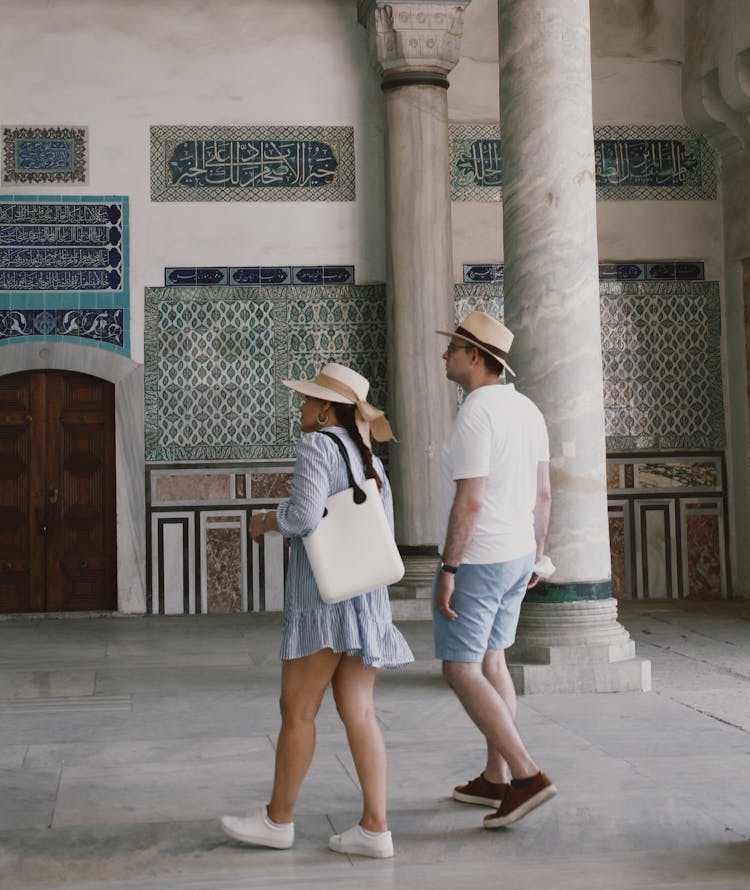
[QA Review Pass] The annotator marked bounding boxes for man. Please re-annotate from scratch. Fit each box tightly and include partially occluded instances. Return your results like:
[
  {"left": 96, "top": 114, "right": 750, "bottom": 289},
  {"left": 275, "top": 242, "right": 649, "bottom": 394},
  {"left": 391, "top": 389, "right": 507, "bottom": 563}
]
[{"left": 433, "top": 310, "right": 556, "bottom": 829}]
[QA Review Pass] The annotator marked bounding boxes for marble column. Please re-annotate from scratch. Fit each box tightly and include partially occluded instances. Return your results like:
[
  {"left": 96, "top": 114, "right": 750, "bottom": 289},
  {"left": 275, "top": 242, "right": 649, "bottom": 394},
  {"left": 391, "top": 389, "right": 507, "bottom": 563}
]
[
  {"left": 498, "top": 0, "right": 649, "bottom": 692},
  {"left": 358, "top": 1, "right": 471, "bottom": 613}
]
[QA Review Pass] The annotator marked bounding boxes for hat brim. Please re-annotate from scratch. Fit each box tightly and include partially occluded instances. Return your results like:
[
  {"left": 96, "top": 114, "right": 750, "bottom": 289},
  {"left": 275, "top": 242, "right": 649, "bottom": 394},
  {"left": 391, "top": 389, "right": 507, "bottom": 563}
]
[
  {"left": 282, "top": 379, "right": 356, "bottom": 404},
  {"left": 435, "top": 329, "right": 516, "bottom": 376}
]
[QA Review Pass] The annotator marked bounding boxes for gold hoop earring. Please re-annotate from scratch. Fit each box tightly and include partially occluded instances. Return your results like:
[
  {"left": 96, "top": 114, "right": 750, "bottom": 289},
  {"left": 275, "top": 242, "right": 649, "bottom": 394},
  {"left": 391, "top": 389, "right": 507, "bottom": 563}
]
[{"left": 317, "top": 413, "right": 328, "bottom": 425}]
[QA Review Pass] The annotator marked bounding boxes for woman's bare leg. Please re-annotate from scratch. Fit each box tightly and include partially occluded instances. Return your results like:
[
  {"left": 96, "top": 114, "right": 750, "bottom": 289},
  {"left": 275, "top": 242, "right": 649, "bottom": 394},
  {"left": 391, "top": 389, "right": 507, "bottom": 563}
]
[
  {"left": 267, "top": 648, "right": 342, "bottom": 824},
  {"left": 331, "top": 655, "right": 387, "bottom": 832}
]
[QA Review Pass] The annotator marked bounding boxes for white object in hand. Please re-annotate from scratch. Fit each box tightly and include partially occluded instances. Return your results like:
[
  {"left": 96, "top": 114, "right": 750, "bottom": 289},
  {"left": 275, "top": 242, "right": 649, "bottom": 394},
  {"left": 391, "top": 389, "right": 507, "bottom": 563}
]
[{"left": 533, "top": 555, "right": 556, "bottom": 579}]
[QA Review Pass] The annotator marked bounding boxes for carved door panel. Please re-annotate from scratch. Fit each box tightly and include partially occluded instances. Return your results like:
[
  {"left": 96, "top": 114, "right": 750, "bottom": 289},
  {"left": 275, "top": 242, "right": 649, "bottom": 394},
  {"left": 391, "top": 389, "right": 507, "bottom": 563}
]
[{"left": 0, "top": 371, "right": 116, "bottom": 612}]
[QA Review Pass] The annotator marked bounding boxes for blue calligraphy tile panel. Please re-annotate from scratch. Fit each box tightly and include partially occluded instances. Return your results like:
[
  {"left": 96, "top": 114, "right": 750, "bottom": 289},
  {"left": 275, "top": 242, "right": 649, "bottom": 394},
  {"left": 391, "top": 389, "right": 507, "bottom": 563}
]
[
  {"left": 164, "top": 266, "right": 355, "bottom": 286},
  {"left": 144, "top": 285, "right": 385, "bottom": 461},
  {"left": 2, "top": 126, "right": 87, "bottom": 184},
  {"left": 463, "top": 264, "right": 505, "bottom": 283},
  {"left": 450, "top": 125, "right": 717, "bottom": 201},
  {"left": 151, "top": 126, "right": 355, "bottom": 202},
  {"left": 455, "top": 280, "right": 723, "bottom": 452},
  {"left": 0, "top": 196, "right": 129, "bottom": 354},
  {"left": 465, "top": 262, "right": 704, "bottom": 283}
]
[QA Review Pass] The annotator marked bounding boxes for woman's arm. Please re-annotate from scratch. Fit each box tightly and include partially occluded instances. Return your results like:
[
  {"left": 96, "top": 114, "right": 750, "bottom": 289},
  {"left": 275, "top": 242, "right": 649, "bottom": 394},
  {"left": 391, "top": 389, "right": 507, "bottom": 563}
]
[{"left": 273, "top": 434, "right": 333, "bottom": 538}]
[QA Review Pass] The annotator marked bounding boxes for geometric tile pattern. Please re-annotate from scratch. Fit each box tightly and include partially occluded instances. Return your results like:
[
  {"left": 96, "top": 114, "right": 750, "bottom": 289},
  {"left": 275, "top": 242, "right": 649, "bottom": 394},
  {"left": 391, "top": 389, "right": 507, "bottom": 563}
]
[
  {"left": 449, "top": 124, "right": 717, "bottom": 201},
  {"left": 144, "top": 279, "right": 722, "bottom": 461},
  {"left": 144, "top": 285, "right": 386, "bottom": 461},
  {"left": 150, "top": 125, "right": 355, "bottom": 202},
  {"left": 0, "top": 195, "right": 130, "bottom": 355},
  {"left": 600, "top": 281, "right": 723, "bottom": 450},
  {"left": 454, "top": 280, "right": 723, "bottom": 452},
  {"left": 2, "top": 126, "right": 87, "bottom": 184}
]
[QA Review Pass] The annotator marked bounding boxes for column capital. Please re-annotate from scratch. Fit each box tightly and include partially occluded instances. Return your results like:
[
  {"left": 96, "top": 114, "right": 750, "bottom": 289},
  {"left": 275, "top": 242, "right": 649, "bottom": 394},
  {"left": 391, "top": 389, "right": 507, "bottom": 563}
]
[{"left": 358, "top": 1, "right": 471, "bottom": 88}]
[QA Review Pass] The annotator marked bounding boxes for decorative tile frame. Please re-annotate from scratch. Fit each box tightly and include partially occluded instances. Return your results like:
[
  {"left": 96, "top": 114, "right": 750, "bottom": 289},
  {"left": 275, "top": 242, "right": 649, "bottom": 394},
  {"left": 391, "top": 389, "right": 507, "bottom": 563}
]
[
  {"left": 454, "top": 280, "right": 723, "bottom": 452},
  {"left": 2, "top": 126, "right": 87, "bottom": 185},
  {"left": 150, "top": 126, "right": 355, "bottom": 202},
  {"left": 0, "top": 195, "right": 129, "bottom": 353},
  {"left": 144, "top": 285, "right": 386, "bottom": 461},
  {"left": 449, "top": 124, "right": 717, "bottom": 201}
]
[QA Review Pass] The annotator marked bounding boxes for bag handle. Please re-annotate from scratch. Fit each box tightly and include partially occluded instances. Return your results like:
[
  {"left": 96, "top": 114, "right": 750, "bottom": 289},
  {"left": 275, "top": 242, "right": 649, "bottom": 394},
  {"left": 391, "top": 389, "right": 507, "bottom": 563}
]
[{"left": 318, "top": 431, "right": 367, "bottom": 505}]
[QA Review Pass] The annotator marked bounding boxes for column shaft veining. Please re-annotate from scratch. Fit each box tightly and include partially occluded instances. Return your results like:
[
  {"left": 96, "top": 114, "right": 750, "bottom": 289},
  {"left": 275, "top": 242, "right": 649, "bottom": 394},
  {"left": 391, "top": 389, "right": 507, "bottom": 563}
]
[
  {"left": 497, "top": 0, "right": 649, "bottom": 691},
  {"left": 359, "top": 2, "right": 471, "bottom": 604}
]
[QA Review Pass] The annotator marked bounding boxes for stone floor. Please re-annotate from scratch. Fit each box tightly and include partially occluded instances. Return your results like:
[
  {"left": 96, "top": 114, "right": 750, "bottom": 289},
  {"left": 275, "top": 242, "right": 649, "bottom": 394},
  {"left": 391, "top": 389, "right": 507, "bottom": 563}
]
[{"left": 0, "top": 599, "right": 749, "bottom": 890}]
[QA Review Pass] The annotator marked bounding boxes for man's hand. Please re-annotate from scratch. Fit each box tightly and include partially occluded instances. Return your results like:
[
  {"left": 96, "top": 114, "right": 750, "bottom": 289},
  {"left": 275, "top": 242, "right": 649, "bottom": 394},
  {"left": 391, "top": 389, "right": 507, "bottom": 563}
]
[
  {"left": 436, "top": 570, "right": 458, "bottom": 620},
  {"left": 527, "top": 571, "right": 540, "bottom": 589}
]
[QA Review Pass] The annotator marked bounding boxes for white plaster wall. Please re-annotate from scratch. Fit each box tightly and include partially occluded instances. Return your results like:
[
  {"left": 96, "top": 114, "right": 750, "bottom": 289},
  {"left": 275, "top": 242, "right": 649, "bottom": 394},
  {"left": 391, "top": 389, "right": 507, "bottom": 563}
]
[
  {"left": 681, "top": 0, "right": 750, "bottom": 597},
  {"left": 0, "top": 0, "right": 387, "bottom": 364},
  {"left": 447, "top": 0, "right": 722, "bottom": 283}
]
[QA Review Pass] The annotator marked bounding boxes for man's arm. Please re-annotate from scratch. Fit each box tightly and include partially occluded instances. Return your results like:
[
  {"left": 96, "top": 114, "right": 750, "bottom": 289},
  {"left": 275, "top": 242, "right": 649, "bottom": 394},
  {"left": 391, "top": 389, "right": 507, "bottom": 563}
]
[
  {"left": 435, "top": 476, "right": 486, "bottom": 620},
  {"left": 527, "top": 460, "right": 551, "bottom": 589}
]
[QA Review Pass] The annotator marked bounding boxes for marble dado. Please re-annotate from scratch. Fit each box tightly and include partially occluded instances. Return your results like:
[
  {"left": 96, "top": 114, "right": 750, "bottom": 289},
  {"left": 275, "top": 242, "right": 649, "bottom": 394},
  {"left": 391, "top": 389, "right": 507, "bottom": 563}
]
[
  {"left": 151, "top": 469, "right": 292, "bottom": 504},
  {"left": 607, "top": 452, "right": 728, "bottom": 599},
  {"left": 147, "top": 463, "right": 292, "bottom": 615}
]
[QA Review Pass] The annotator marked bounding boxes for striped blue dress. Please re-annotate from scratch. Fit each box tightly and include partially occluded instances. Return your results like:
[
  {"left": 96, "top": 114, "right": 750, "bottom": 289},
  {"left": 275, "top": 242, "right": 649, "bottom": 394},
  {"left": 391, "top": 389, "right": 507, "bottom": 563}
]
[{"left": 275, "top": 426, "right": 414, "bottom": 669}]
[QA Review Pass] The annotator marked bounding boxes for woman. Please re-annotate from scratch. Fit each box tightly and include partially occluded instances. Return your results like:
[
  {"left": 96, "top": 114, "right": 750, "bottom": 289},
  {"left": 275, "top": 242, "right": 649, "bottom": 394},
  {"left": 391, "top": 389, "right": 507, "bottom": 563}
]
[{"left": 220, "top": 363, "right": 413, "bottom": 859}]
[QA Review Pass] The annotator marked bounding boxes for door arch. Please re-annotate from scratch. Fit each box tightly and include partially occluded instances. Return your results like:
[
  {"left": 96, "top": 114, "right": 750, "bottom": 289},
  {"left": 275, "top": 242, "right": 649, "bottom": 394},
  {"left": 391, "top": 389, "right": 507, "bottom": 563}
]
[{"left": 0, "top": 370, "right": 116, "bottom": 612}]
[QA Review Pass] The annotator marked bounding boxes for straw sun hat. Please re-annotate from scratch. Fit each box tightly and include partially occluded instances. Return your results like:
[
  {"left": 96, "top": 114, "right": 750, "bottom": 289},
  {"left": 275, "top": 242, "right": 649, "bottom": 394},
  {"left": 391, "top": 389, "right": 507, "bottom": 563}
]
[
  {"left": 437, "top": 310, "right": 516, "bottom": 376},
  {"left": 282, "top": 362, "right": 394, "bottom": 446}
]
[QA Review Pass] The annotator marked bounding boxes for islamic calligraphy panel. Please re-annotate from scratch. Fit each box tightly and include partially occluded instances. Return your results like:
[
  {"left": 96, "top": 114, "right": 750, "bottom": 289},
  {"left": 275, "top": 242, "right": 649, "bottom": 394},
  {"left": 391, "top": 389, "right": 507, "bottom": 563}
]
[
  {"left": 144, "top": 285, "right": 385, "bottom": 461},
  {"left": 2, "top": 126, "right": 87, "bottom": 184},
  {"left": 163, "top": 266, "right": 355, "bottom": 287},
  {"left": 150, "top": 126, "right": 355, "bottom": 202},
  {"left": 463, "top": 262, "right": 705, "bottom": 283},
  {"left": 449, "top": 125, "right": 717, "bottom": 201},
  {"left": 0, "top": 196, "right": 129, "bottom": 355},
  {"left": 0, "top": 198, "right": 126, "bottom": 293}
]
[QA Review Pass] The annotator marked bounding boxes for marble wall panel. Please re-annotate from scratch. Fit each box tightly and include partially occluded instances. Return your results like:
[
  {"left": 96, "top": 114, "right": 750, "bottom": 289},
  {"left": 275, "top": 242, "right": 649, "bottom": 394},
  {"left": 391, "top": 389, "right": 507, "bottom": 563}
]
[
  {"left": 204, "top": 520, "right": 244, "bottom": 614},
  {"left": 155, "top": 474, "right": 234, "bottom": 502},
  {"left": 250, "top": 473, "right": 292, "bottom": 499},
  {"left": 683, "top": 508, "right": 723, "bottom": 599}
]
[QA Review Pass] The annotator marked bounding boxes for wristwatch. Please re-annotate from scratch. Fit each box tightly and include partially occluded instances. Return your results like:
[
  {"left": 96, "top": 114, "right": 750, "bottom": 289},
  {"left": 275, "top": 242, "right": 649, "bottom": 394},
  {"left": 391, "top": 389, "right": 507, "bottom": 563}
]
[{"left": 440, "top": 562, "right": 459, "bottom": 575}]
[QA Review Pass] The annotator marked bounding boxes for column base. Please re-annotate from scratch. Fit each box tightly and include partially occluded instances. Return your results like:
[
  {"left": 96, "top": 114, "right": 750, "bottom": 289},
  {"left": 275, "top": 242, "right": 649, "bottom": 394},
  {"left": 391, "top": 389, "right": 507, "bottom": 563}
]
[
  {"left": 507, "top": 598, "right": 651, "bottom": 694},
  {"left": 389, "top": 550, "right": 438, "bottom": 620}
]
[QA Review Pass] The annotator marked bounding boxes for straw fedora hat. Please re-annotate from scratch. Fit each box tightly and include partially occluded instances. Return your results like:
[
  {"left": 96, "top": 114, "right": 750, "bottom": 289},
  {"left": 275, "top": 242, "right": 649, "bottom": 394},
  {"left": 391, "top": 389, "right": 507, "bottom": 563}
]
[
  {"left": 282, "top": 362, "right": 394, "bottom": 446},
  {"left": 437, "top": 310, "right": 516, "bottom": 376}
]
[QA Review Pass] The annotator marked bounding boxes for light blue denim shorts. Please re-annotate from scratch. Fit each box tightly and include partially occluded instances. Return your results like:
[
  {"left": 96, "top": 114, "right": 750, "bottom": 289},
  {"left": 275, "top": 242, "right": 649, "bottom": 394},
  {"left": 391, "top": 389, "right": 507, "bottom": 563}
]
[{"left": 432, "top": 552, "right": 535, "bottom": 662}]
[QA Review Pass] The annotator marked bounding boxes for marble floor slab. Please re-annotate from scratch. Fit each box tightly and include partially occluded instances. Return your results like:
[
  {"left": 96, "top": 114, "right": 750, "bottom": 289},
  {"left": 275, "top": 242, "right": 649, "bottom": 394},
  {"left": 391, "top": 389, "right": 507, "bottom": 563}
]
[{"left": 0, "top": 601, "right": 749, "bottom": 889}]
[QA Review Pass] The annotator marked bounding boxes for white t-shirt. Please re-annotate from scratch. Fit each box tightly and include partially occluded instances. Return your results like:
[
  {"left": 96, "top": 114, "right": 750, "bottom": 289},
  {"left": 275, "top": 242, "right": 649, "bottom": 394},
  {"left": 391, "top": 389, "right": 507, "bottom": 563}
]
[{"left": 439, "top": 383, "right": 550, "bottom": 564}]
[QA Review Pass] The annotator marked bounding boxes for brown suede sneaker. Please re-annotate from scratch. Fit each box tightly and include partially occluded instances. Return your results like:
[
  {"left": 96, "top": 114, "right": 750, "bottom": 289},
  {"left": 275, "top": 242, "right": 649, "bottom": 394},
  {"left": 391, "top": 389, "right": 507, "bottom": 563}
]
[
  {"left": 483, "top": 771, "right": 557, "bottom": 828},
  {"left": 452, "top": 773, "right": 509, "bottom": 807}
]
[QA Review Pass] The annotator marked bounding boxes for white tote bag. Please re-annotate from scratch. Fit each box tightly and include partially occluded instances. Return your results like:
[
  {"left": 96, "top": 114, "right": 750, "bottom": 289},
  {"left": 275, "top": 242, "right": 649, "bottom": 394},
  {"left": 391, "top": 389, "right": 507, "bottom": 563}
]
[{"left": 303, "top": 432, "right": 404, "bottom": 604}]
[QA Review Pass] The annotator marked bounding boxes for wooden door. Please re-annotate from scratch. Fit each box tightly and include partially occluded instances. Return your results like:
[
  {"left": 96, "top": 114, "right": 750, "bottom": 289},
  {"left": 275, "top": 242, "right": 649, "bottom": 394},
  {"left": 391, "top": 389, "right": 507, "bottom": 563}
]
[{"left": 0, "top": 371, "right": 116, "bottom": 612}]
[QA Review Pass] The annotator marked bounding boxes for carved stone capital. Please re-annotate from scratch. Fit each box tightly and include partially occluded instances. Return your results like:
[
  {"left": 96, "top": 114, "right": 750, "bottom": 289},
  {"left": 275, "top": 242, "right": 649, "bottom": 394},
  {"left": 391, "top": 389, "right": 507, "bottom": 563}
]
[{"left": 358, "top": 1, "right": 471, "bottom": 87}]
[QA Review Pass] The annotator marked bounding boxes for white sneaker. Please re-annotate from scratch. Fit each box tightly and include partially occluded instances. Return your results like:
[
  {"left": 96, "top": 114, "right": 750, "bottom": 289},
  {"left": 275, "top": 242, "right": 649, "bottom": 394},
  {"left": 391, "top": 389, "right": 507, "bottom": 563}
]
[
  {"left": 328, "top": 823, "right": 394, "bottom": 859},
  {"left": 220, "top": 805, "right": 294, "bottom": 849}
]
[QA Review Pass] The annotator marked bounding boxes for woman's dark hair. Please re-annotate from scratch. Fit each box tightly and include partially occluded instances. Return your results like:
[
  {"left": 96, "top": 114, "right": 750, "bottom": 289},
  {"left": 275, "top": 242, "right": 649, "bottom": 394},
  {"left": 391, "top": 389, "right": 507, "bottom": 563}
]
[{"left": 333, "top": 403, "right": 383, "bottom": 490}]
